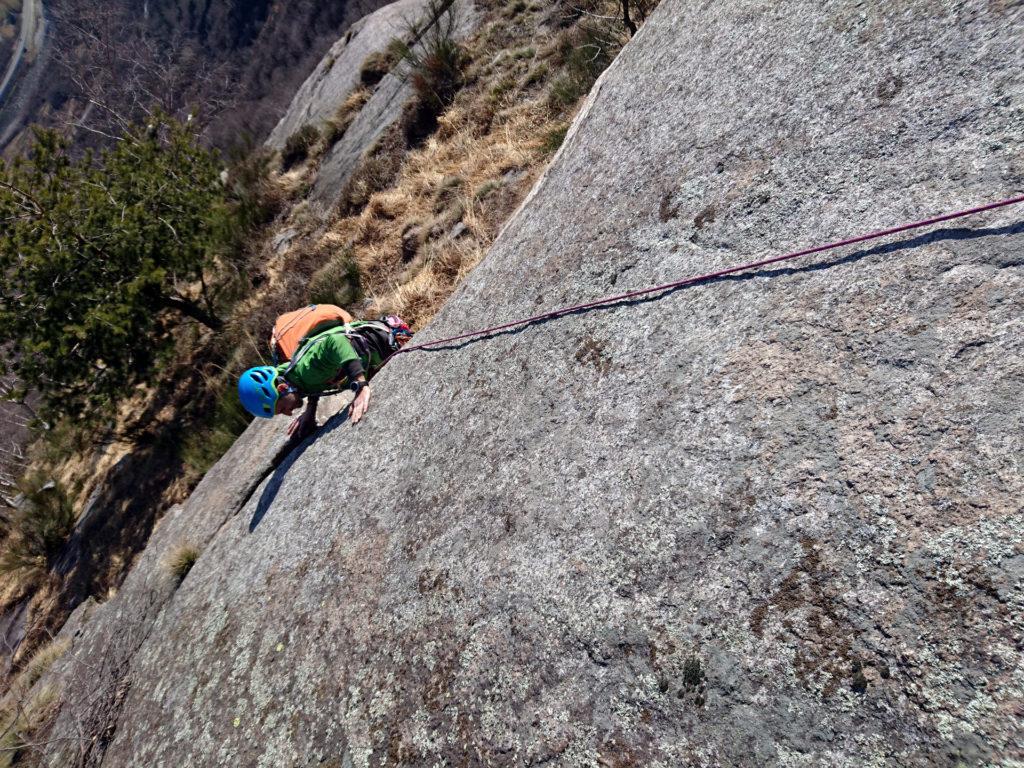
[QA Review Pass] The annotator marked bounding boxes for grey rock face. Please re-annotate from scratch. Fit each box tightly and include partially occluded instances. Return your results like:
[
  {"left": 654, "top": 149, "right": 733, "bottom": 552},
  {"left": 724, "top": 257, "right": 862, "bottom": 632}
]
[
  {"left": 47, "top": 0, "right": 1024, "bottom": 765},
  {"left": 42, "top": 396, "right": 352, "bottom": 768},
  {"left": 272, "top": 227, "right": 300, "bottom": 254},
  {"left": 266, "top": 0, "right": 428, "bottom": 151}
]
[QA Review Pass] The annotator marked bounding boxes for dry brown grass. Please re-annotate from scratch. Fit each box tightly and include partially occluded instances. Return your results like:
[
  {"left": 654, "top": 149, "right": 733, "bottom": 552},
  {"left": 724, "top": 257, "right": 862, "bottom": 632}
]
[
  {"left": 318, "top": 93, "right": 554, "bottom": 327},
  {"left": 0, "top": 637, "right": 68, "bottom": 766},
  {"left": 299, "top": 0, "right": 648, "bottom": 330},
  {"left": 0, "top": 684, "right": 59, "bottom": 768},
  {"left": 219, "top": 0, "right": 627, "bottom": 337},
  {"left": 12, "top": 638, "right": 69, "bottom": 693},
  {"left": 226, "top": 3, "right": 576, "bottom": 334},
  {"left": 166, "top": 544, "right": 200, "bottom": 583}
]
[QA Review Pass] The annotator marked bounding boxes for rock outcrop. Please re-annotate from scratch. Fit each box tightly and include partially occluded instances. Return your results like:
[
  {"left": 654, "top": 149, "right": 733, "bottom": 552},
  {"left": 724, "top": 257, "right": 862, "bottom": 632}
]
[
  {"left": 265, "top": 0, "right": 481, "bottom": 211},
  {"left": 308, "top": 0, "right": 479, "bottom": 209},
  {"left": 44, "top": 0, "right": 1024, "bottom": 765},
  {"left": 265, "top": 0, "right": 428, "bottom": 150}
]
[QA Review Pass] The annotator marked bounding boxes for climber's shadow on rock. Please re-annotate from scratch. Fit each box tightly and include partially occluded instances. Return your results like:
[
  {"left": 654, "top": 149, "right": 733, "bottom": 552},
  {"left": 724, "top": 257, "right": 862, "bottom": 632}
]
[{"left": 249, "top": 406, "right": 352, "bottom": 532}]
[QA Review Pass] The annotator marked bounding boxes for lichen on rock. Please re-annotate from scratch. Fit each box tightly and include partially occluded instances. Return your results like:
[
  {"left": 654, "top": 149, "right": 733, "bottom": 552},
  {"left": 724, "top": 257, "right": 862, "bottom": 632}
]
[{"left": 41, "top": 0, "right": 1024, "bottom": 764}]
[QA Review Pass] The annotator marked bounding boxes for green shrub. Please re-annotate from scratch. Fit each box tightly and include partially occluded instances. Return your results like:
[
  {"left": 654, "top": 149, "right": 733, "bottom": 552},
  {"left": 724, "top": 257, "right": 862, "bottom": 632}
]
[
  {"left": 547, "top": 76, "right": 579, "bottom": 109},
  {"left": 0, "top": 477, "right": 75, "bottom": 584},
  {"left": 390, "top": 0, "right": 467, "bottom": 138},
  {"left": 540, "top": 124, "right": 569, "bottom": 153},
  {"left": 281, "top": 125, "right": 321, "bottom": 170},
  {"left": 0, "top": 119, "right": 228, "bottom": 419},
  {"left": 474, "top": 180, "right": 500, "bottom": 200},
  {"left": 225, "top": 146, "right": 283, "bottom": 233},
  {"left": 35, "top": 419, "right": 92, "bottom": 470},
  {"left": 523, "top": 62, "right": 550, "bottom": 89},
  {"left": 322, "top": 121, "right": 346, "bottom": 150},
  {"left": 432, "top": 175, "right": 464, "bottom": 213},
  {"left": 547, "top": 23, "right": 622, "bottom": 111},
  {"left": 217, "top": 145, "right": 286, "bottom": 275},
  {"left": 489, "top": 74, "right": 517, "bottom": 102},
  {"left": 408, "top": 35, "right": 465, "bottom": 111}
]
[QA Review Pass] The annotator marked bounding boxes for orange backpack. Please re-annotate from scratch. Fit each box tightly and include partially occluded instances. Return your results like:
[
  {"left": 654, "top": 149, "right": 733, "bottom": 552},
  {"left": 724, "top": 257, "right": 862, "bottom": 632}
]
[{"left": 270, "top": 304, "right": 354, "bottom": 362}]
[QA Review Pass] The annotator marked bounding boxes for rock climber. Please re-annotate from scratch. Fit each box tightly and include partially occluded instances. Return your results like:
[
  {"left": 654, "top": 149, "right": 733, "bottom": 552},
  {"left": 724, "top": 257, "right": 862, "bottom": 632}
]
[{"left": 237, "top": 315, "right": 413, "bottom": 438}]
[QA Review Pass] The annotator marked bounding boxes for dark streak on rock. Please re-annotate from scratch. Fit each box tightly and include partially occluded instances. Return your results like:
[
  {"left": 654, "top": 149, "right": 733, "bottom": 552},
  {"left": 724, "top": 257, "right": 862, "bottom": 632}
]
[
  {"left": 693, "top": 205, "right": 716, "bottom": 230},
  {"left": 575, "top": 336, "right": 613, "bottom": 376},
  {"left": 659, "top": 192, "right": 681, "bottom": 223},
  {"left": 876, "top": 73, "right": 904, "bottom": 101}
]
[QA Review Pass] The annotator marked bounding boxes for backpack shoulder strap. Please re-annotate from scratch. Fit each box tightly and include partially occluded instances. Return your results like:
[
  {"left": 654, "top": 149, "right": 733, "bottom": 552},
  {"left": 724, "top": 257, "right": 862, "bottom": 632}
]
[
  {"left": 280, "top": 325, "right": 339, "bottom": 382},
  {"left": 271, "top": 305, "right": 316, "bottom": 349},
  {"left": 332, "top": 321, "right": 393, "bottom": 356}
]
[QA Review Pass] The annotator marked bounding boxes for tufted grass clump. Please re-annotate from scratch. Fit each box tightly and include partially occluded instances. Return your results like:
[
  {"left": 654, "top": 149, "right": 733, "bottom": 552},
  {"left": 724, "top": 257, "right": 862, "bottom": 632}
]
[
  {"left": 281, "top": 125, "right": 321, "bottom": 170},
  {"left": 0, "top": 685, "right": 58, "bottom": 768},
  {"left": 16, "top": 638, "right": 70, "bottom": 692},
  {"left": 539, "top": 124, "right": 569, "bottom": 153},
  {"left": 308, "top": 249, "right": 364, "bottom": 307},
  {"left": 323, "top": 87, "right": 371, "bottom": 147},
  {"left": 359, "top": 49, "right": 400, "bottom": 88},
  {"left": 167, "top": 544, "right": 201, "bottom": 583}
]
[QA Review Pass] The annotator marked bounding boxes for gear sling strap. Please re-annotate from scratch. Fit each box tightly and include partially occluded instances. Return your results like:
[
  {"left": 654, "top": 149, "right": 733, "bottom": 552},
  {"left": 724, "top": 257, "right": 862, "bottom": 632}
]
[{"left": 280, "top": 322, "right": 395, "bottom": 395}]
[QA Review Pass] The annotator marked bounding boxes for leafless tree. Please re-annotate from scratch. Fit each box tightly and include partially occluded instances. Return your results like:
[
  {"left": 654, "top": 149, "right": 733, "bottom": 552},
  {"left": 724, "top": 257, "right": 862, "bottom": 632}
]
[
  {"left": 0, "top": 377, "right": 34, "bottom": 513},
  {"left": 564, "top": 0, "right": 658, "bottom": 36},
  {"left": 48, "top": 1, "right": 236, "bottom": 146},
  {"left": 43, "top": 588, "right": 161, "bottom": 767},
  {"left": 0, "top": 582, "right": 163, "bottom": 766}
]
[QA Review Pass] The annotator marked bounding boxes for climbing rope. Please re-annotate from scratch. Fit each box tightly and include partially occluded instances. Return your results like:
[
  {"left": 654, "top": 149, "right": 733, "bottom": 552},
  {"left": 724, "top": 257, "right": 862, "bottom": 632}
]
[{"left": 394, "top": 194, "right": 1024, "bottom": 355}]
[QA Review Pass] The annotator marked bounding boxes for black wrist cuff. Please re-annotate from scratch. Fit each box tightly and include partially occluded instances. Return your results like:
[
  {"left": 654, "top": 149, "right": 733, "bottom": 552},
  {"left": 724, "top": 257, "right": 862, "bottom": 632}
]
[{"left": 341, "top": 359, "right": 364, "bottom": 383}]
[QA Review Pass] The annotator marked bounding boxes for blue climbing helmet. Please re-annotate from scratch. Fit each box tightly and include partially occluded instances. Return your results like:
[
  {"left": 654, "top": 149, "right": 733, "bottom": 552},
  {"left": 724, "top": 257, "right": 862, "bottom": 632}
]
[{"left": 238, "top": 366, "right": 281, "bottom": 419}]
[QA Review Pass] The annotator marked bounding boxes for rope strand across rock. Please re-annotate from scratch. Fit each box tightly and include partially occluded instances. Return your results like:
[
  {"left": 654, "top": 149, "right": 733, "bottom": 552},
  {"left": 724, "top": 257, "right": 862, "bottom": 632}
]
[{"left": 394, "top": 194, "right": 1024, "bottom": 355}]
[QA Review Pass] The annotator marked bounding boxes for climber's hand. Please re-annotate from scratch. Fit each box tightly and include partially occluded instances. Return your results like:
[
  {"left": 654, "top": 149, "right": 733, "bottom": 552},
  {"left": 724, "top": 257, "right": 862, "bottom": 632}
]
[{"left": 348, "top": 385, "right": 372, "bottom": 424}]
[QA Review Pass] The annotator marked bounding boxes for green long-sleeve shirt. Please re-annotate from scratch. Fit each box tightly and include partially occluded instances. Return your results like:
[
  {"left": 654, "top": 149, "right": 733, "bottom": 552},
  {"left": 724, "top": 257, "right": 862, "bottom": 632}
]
[{"left": 278, "top": 323, "right": 388, "bottom": 395}]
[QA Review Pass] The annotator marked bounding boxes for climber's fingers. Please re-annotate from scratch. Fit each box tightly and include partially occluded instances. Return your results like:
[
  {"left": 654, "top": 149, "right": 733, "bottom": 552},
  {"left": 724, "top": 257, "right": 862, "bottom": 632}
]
[{"left": 349, "top": 386, "right": 372, "bottom": 424}]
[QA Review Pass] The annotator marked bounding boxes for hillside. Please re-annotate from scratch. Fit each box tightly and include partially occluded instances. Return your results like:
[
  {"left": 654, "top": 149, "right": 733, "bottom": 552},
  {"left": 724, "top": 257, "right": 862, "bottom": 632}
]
[
  {"left": 0, "top": 0, "right": 397, "bottom": 631},
  {"left": 17, "top": 0, "right": 1023, "bottom": 764}
]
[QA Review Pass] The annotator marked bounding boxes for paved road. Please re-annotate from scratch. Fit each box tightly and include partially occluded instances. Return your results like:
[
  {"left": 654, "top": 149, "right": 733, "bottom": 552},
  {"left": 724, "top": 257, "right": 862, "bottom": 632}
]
[
  {"left": 0, "top": 0, "right": 43, "bottom": 104},
  {"left": 0, "top": 0, "right": 45, "bottom": 149}
]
